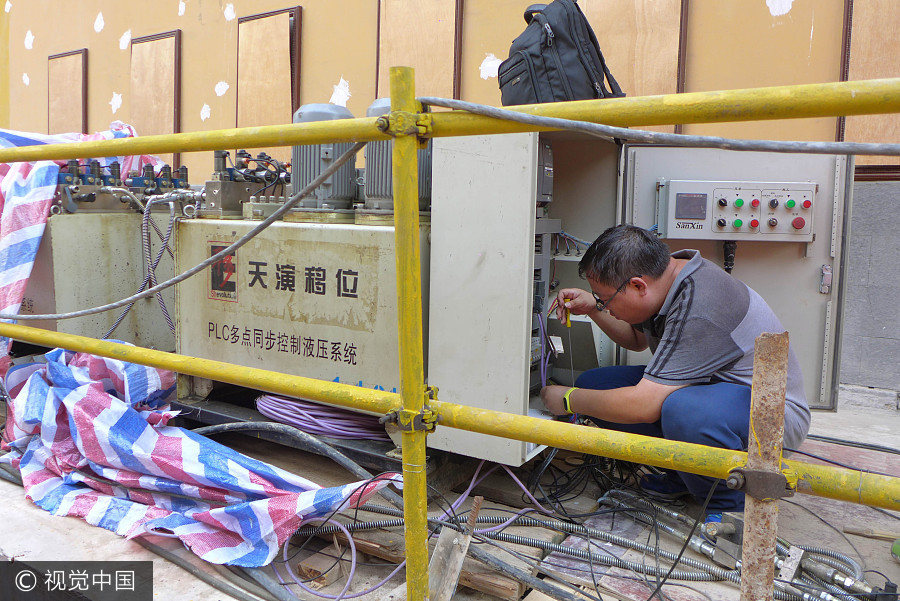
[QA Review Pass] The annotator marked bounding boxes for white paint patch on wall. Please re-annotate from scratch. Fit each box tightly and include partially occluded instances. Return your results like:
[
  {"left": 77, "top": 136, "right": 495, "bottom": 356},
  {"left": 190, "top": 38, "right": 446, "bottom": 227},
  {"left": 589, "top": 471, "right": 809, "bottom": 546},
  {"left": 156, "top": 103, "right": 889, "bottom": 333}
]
[
  {"left": 24, "top": 30, "right": 34, "bottom": 50},
  {"left": 808, "top": 17, "right": 814, "bottom": 63},
  {"left": 120, "top": 30, "right": 132, "bottom": 50},
  {"left": 4, "top": 1, "right": 11, "bottom": 14},
  {"left": 766, "top": 0, "right": 793, "bottom": 17},
  {"left": 22, "top": 73, "right": 29, "bottom": 86},
  {"left": 224, "top": 3, "right": 236, "bottom": 21},
  {"left": 94, "top": 12, "right": 105, "bottom": 33},
  {"left": 109, "top": 92, "right": 123, "bottom": 114},
  {"left": 215, "top": 81, "right": 230, "bottom": 96},
  {"left": 178, "top": 1, "right": 186, "bottom": 17},
  {"left": 480, "top": 53, "right": 502, "bottom": 80},
  {"left": 329, "top": 77, "right": 351, "bottom": 107},
  {"left": 200, "top": 104, "right": 211, "bottom": 121}
]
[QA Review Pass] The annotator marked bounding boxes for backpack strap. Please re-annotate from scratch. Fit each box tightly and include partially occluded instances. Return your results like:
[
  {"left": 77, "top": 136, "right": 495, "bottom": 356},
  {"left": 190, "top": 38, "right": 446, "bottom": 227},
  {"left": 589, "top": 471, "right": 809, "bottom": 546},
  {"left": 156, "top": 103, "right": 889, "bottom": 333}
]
[{"left": 523, "top": 4, "right": 547, "bottom": 24}]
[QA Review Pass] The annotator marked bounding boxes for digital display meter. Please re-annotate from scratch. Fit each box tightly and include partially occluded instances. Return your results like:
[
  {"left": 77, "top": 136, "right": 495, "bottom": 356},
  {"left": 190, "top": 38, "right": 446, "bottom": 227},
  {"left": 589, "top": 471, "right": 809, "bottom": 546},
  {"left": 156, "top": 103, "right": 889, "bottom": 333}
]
[{"left": 674, "top": 193, "right": 708, "bottom": 219}]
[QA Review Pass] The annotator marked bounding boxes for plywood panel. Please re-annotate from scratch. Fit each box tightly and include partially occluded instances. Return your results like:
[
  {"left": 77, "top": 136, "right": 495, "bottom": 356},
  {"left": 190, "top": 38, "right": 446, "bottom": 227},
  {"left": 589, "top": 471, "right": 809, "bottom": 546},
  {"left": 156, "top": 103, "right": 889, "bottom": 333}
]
[
  {"left": 845, "top": 0, "right": 900, "bottom": 167},
  {"left": 459, "top": 0, "right": 531, "bottom": 107},
  {"left": 48, "top": 50, "right": 86, "bottom": 134},
  {"left": 237, "top": 11, "right": 295, "bottom": 163},
  {"left": 131, "top": 33, "right": 179, "bottom": 167},
  {"left": 682, "top": 0, "right": 844, "bottom": 142},
  {"left": 378, "top": 0, "right": 456, "bottom": 99},
  {"left": 581, "top": 0, "right": 680, "bottom": 133}
]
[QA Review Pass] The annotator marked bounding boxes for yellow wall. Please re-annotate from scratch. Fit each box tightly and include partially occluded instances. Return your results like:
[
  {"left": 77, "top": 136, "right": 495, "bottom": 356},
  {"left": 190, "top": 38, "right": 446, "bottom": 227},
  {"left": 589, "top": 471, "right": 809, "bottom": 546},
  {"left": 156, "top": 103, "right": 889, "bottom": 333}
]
[
  {"left": 0, "top": 8, "right": 8, "bottom": 128},
  {"left": 5, "top": 0, "right": 377, "bottom": 176},
  {"left": 2, "top": 0, "right": 890, "bottom": 178}
]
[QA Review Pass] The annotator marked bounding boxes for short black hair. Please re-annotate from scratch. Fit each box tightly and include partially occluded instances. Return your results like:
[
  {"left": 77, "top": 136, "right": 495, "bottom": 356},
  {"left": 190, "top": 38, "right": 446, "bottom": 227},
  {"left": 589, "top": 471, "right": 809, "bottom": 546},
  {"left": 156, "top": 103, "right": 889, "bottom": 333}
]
[{"left": 578, "top": 224, "right": 670, "bottom": 285}]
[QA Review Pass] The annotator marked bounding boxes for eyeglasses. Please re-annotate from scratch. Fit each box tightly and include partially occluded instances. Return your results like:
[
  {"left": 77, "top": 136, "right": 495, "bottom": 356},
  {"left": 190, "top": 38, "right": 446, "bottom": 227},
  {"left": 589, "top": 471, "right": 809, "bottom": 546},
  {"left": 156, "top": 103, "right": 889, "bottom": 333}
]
[{"left": 591, "top": 277, "right": 635, "bottom": 313}]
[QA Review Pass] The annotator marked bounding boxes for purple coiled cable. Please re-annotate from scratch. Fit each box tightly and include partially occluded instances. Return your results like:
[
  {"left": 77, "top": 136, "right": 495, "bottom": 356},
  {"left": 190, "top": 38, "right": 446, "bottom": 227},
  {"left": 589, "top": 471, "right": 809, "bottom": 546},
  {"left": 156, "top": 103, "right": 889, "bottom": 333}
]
[{"left": 255, "top": 394, "right": 391, "bottom": 442}]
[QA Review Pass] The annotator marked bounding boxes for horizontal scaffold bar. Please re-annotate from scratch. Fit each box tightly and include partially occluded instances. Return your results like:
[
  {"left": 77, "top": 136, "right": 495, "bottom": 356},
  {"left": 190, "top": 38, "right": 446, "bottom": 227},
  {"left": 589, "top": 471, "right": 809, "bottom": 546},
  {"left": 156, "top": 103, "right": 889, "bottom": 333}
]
[
  {"left": 0, "top": 79, "right": 898, "bottom": 163},
  {"left": 0, "top": 324, "right": 399, "bottom": 416},
  {"left": 1, "top": 323, "right": 897, "bottom": 512}
]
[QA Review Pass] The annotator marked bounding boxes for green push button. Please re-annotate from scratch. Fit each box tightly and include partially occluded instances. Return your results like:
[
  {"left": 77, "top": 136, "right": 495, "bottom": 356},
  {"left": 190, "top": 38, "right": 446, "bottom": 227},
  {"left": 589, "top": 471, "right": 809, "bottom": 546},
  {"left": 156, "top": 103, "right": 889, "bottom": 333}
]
[
  {"left": 733, "top": 218, "right": 743, "bottom": 228},
  {"left": 734, "top": 198, "right": 744, "bottom": 208},
  {"left": 785, "top": 199, "right": 796, "bottom": 209}
]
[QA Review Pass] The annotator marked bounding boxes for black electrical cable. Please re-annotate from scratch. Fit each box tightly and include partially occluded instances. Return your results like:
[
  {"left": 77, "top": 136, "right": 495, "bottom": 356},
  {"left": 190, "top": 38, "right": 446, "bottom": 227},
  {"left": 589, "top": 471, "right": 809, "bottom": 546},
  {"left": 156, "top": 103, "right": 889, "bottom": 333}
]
[
  {"left": 466, "top": 543, "right": 602, "bottom": 601},
  {"left": 133, "top": 537, "right": 268, "bottom": 601},
  {"left": 644, "top": 480, "right": 718, "bottom": 601},
  {"left": 781, "top": 498, "right": 867, "bottom": 571},
  {"left": 723, "top": 241, "right": 737, "bottom": 274},
  {"left": 806, "top": 434, "right": 900, "bottom": 457},
  {"left": 190, "top": 421, "right": 405, "bottom": 509},
  {"left": 0, "top": 463, "right": 22, "bottom": 485},
  {"left": 234, "top": 565, "right": 300, "bottom": 601},
  {"left": 212, "top": 564, "right": 280, "bottom": 601},
  {"left": 785, "top": 446, "right": 899, "bottom": 478}
]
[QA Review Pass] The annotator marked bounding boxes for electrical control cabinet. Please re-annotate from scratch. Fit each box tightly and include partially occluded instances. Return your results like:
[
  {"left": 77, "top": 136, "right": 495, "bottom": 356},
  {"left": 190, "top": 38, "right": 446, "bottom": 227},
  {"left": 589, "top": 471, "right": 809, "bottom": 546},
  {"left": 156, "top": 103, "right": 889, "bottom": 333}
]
[
  {"left": 658, "top": 180, "right": 817, "bottom": 242},
  {"left": 624, "top": 146, "right": 852, "bottom": 409},
  {"left": 428, "top": 132, "right": 618, "bottom": 465}
]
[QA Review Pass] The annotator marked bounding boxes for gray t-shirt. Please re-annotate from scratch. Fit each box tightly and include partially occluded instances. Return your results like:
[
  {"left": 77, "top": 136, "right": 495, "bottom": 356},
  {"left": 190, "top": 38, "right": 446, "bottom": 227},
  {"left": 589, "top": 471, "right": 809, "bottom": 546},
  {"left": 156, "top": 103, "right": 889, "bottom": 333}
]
[{"left": 636, "top": 249, "right": 810, "bottom": 449}]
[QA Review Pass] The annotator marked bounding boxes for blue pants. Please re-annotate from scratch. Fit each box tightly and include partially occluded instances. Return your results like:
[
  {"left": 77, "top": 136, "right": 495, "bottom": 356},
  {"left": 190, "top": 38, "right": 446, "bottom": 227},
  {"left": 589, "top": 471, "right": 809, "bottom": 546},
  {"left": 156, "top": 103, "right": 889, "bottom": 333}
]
[{"left": 575, "top": 365, "right": 750, "bottom": 513}]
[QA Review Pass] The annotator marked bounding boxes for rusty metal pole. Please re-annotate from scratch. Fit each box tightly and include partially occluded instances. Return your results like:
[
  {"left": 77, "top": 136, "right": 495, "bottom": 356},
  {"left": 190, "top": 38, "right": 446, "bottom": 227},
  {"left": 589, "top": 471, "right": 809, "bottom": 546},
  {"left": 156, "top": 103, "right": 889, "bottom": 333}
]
[{"left": 739, "top": 332, "right": 790, "bottom": 601}]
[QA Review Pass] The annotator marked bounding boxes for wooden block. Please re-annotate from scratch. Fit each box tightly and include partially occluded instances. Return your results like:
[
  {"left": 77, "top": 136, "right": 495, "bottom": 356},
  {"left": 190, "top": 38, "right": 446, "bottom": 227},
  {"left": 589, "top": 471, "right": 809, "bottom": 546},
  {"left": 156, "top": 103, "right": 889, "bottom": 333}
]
[{"left": 297, "top": 551, "right": 343, "bottom": 588}]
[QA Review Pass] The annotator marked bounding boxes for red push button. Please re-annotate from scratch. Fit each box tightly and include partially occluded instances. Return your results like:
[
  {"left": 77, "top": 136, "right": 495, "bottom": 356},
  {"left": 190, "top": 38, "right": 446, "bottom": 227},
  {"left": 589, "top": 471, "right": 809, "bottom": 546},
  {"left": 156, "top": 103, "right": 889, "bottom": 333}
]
[
  {"left": 802, "top": 200, "right": 812, "bottom": 209},
  {"left": 751, "top": 199, "right": 760, "bottom": 208},
  {"left": 750, "top": 218, "right": 759, "bottom": 228},
  {"left": 791, "top": 217, "right": 806, "bottom": 230}
]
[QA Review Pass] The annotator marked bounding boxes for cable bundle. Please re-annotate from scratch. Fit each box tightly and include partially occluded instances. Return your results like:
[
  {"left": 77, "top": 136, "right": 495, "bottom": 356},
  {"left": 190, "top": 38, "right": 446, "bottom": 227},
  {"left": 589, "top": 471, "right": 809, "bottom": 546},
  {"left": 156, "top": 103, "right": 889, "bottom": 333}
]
[{"left": 256, "top": 394, "right": 391, "bottom": 442}]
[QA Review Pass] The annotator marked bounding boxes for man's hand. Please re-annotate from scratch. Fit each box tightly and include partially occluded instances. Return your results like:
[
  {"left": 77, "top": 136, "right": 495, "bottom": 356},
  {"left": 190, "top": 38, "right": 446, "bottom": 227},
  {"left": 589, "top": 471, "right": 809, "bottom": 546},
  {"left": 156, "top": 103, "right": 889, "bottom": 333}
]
[
  {"left": 540, "top": 385, "right": 571, "bottom": 416},
  {"left": 554, "top": 288, "right": 595, "bottom": 323}
]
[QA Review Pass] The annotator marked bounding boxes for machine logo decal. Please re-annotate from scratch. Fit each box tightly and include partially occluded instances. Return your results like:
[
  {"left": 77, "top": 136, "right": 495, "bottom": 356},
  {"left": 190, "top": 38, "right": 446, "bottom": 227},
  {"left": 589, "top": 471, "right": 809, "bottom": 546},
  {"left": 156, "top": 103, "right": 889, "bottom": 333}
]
[
  {"left": 209, "top": 242, "right": 238, "bottom": 302},
  {"left": 675, "top": 222, "right": 704, "bottom": 230}
]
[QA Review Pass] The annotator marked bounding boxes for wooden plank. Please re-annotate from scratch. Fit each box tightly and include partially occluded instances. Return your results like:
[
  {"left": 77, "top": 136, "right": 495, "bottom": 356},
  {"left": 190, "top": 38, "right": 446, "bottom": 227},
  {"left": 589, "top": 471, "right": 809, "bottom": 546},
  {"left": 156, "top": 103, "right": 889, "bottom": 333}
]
[
  {"left": 581, "top": 0, "right": 681, "bottom": 134},
  {"left": 130, "top": 32, "right": 179, "bottom": 167},
  {"left": 48, "top": 50, "right": 85, "bottom": 134},
  {"left": 844, "top": 0, "right": 900, "bottom": 166},
  {"left": 377, "top": 0, "right": 456, "bottom": 99},
  {"left": 237, "top": 11, "right": 295, "bottom": 163},
  {"left": 429, "top": 497, "right": 483, "bottom": 601},
  {"left": 313, "top": 501, "right": 561, "bottom": 601}
]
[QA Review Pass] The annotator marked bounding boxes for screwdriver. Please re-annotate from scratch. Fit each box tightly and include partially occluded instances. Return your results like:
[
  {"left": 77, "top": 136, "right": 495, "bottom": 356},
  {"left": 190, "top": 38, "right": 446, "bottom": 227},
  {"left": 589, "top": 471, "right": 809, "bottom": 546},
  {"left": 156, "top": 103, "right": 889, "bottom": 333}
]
[{"left": 564, "top": 298, "right": 575, "bottom": 385}]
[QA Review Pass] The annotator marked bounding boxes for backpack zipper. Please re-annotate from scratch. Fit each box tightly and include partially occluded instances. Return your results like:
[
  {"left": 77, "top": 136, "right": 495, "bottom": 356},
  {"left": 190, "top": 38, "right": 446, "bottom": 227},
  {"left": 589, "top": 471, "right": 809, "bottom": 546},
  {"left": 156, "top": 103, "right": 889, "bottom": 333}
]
[
  {"left": 563, "top": 2, "right": 607, "bottom": 97},
  {"left": 535, "top": 15, "right": 573, "bottom": 100}
]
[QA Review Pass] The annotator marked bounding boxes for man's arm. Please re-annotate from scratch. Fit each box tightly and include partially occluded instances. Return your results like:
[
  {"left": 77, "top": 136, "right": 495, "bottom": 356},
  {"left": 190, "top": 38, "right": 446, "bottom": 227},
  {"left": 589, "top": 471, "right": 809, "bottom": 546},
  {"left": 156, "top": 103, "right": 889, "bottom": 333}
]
[
  {"left": 540, "top": 379, "right": 686, "bottom": 423},
  {"left": 555, "top": 288, "right": 648, "bottom": 352}
]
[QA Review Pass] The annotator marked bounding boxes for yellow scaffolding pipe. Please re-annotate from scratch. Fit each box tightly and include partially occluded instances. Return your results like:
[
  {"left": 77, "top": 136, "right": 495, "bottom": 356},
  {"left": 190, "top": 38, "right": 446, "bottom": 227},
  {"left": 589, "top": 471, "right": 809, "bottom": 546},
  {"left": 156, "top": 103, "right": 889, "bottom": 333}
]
[
  {"left": 428, "top": 78, "right": 900, "bottom": 137},
  {"left": 1, "top": 321, "right": 899, "bottom": 513},
  {"left": 0, "top": 78, "right": 897, "bottom": 163},
  {"left": 0, "top": 324, "right": 399, "bottom": 415},
  {"left": 389, "top": 67, "right": 430, "bottom": 601}
]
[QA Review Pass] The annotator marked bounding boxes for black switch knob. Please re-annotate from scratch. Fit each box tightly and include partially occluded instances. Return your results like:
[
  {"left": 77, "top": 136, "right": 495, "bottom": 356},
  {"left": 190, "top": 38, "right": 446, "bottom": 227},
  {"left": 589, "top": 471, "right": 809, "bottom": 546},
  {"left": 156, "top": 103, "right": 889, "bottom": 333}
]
[
  {"left": 717, "top": 218, "right": 727, "bottom": 227},
  {"left": 718, "top": 198, "right": 728, "bottom": 207},
  {"left": 769, "top": 199, "right": 779, "bottom": 209}
]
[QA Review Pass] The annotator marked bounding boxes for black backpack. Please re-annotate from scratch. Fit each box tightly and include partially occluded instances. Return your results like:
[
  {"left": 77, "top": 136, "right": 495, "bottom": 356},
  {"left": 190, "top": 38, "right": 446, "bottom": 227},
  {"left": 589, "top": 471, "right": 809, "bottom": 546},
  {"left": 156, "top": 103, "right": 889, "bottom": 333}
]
[{"left": 498, "top": 0, "right": 625, "bottom": 106}]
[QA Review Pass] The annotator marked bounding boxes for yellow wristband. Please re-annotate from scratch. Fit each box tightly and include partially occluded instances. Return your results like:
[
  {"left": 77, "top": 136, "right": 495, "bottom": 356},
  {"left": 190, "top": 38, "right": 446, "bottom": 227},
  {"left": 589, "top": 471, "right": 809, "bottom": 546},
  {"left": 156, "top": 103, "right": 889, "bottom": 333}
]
[{"left": 563, "top": 387, "right": 578, "bottom": 415}]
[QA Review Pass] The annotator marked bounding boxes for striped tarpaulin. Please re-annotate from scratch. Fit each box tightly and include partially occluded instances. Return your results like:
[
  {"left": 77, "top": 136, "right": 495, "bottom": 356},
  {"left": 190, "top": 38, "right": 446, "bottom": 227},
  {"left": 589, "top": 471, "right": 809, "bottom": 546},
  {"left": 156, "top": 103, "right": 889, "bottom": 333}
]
[
  {"left": 1, "top": 346, "right": 401, "bottom": 566},
  {"left": 0, "top": 122, "right": 164, "bottom": 373}
]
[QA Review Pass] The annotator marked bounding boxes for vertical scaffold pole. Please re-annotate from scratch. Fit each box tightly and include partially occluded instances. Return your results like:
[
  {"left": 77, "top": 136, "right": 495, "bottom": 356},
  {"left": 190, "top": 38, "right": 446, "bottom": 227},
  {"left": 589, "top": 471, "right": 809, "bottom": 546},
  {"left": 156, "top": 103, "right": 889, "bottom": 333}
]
[
  {"left": 740, "top": 332, "right": 790, "bottom": 601},
  {"left": 389, "top": 66, "right": 429, "bottom": 601}
]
